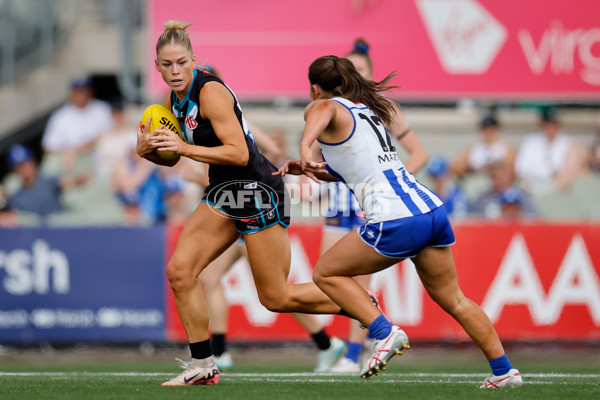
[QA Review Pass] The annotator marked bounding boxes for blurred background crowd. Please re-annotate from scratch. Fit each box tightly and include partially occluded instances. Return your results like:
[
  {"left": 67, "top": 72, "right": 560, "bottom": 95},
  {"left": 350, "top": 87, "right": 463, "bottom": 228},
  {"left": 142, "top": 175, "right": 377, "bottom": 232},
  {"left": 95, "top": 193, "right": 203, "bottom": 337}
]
[{"left": 1, "top": 0, "right": 599, "bottom": 228}]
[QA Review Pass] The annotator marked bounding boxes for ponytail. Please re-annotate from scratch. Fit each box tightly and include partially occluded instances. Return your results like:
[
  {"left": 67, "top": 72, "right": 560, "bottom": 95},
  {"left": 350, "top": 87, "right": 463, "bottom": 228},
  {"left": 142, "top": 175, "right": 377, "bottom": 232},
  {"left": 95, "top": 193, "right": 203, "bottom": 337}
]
[
  {"left": 308, "top": 55, "right": 398, "bottom": 125},
  {"left": 156, "top": 20, "right": 194, "bottom": 56}
]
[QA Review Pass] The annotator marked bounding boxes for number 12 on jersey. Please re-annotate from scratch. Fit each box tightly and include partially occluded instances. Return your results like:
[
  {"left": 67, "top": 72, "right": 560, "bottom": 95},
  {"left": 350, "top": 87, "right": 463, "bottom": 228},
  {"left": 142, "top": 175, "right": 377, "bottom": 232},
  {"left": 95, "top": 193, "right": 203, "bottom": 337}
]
[{"left": 358, "top": 112, "right": 396, "bottom": 153}]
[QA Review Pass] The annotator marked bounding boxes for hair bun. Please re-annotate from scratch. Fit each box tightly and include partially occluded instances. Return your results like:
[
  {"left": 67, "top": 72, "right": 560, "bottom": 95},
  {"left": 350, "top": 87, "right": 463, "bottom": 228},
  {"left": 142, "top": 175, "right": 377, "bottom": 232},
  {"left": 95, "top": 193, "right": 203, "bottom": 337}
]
[
  {"left": 353, "top": 39, "right": 369, "bottom": 55},
  {"left": 163, "top": 20, "right": 193, "bottom": 32}
]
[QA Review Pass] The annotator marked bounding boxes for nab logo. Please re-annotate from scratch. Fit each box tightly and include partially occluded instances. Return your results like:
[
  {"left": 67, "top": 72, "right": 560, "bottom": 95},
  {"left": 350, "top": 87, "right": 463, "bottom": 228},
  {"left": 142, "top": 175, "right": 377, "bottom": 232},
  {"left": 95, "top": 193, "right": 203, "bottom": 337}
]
[{"left": 416, "top": 0, "right": 507, "bottom": 74}]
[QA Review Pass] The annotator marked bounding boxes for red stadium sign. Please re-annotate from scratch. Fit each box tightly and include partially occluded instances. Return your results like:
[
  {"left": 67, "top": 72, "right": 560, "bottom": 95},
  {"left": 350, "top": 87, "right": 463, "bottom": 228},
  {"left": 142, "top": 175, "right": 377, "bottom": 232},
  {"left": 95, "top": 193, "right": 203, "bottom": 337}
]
[
  {"left": 165, "top": 222, "right": 600, "bottom": 342},
  {"left": 147, "top": 0, "right": 600, "bottom": 100}
]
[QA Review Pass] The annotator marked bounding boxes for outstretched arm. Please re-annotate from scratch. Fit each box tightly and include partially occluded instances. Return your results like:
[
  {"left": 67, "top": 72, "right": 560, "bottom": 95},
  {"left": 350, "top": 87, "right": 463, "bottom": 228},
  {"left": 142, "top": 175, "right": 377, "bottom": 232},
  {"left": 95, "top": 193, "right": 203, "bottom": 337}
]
[
  {"left": 298, "top": 100, "right": 337, "bottom": 182},
  {"left": 273, "top": 158, "right": 338, "bottom": 182}
]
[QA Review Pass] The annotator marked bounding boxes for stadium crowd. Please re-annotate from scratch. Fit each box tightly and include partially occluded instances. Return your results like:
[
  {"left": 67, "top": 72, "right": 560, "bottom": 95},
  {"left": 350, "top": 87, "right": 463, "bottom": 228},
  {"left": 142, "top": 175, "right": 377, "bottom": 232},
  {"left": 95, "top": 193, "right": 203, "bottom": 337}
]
[{"left": 0, "top": 77, "right": 599, "bottom": 228}]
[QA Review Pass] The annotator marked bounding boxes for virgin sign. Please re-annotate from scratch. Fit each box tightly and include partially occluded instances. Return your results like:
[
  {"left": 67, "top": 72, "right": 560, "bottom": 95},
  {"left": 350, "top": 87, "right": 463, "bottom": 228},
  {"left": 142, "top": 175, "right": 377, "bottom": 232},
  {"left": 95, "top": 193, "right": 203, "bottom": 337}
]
[
  {"left": 147, "top": 1, "right": 600, "bottom": 100},
  {"left": 416, "top": 0, "right": 508, "bottom": 74}
]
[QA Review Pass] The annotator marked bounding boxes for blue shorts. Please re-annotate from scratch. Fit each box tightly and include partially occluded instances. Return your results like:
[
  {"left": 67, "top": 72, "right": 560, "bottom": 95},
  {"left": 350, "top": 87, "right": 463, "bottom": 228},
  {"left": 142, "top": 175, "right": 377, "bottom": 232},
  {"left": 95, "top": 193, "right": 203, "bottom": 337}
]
[{"left": 358, "top": 206, "right": 455, "bottom": 259}]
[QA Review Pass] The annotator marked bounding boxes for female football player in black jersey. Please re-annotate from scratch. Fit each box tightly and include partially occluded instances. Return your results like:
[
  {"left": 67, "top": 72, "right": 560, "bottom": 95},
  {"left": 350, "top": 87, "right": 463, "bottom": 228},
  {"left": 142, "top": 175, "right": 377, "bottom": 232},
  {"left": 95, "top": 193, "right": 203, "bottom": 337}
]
[{"left": 136, "top": 20, "right": 346, "bottom": 386}]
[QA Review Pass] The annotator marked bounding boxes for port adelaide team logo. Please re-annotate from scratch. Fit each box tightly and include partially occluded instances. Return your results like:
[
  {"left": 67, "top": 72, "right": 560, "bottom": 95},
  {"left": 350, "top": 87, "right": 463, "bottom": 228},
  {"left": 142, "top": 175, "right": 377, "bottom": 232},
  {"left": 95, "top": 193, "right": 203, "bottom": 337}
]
[{"left": 207, "top": 180, "right": 277, "bottom": 220}]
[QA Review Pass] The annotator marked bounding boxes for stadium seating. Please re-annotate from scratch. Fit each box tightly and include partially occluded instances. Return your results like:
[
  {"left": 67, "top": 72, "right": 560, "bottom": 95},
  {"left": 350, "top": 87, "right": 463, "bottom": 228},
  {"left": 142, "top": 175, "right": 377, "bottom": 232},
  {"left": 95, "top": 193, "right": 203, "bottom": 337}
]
[{"left": 529, "top": 175, "right": 600, "bottom": 221}]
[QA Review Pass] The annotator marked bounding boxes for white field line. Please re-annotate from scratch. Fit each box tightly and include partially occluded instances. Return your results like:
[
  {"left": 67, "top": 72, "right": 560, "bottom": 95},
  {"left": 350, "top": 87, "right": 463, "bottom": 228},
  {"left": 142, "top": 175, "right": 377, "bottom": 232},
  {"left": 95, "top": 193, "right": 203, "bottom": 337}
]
[{"left": 0, "top": 371, "right": 598, "bottom": 380}]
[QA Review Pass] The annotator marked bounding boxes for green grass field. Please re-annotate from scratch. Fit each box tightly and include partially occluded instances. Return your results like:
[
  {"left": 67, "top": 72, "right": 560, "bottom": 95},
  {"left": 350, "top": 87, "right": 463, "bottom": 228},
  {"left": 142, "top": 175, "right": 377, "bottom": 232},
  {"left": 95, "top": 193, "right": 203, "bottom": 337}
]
[{"left": 1, "top": 344, "right": 598, "bottom": 400}]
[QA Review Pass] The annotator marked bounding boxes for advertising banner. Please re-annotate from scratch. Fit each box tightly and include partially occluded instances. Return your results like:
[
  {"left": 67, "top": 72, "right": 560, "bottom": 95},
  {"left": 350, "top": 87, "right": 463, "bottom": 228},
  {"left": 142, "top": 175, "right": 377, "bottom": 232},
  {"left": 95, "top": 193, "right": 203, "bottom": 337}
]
[
  {"left": 3, "top": 222, "right": 598, "bottom": 343},
  {"left": 147, "top": 0, "right": 600, "bottom": 100},
  {"left": 0, "top": 227, "right": 167, "bottom": 342},
  {"left": 165, "top": 223, "right": 600, "bottom": 342}
]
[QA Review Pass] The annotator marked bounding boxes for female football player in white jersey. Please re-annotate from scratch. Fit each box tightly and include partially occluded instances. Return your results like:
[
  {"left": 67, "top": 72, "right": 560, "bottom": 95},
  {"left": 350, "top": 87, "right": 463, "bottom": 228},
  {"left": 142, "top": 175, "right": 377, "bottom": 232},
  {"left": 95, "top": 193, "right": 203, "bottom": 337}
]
[
  {"left": 275, "top": 55, "right": 522, "bottom": 389},
  {"left": 328, "top": 38, "right": 428, "bottom": 374}
]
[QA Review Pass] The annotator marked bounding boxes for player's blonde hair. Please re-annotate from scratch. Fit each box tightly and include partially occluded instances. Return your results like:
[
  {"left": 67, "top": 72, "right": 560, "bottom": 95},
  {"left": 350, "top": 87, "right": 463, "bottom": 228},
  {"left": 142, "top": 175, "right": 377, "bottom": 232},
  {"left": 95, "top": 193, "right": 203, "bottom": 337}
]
[{"left": 156, "top": 20, "right": 194, "bottom": 56}]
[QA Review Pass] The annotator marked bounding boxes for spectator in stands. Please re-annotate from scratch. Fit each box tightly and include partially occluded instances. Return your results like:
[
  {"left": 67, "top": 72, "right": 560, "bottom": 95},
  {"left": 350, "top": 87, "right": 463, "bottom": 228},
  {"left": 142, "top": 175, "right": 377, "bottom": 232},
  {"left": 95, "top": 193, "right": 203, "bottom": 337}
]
[
  {"left": 94, "top": 98, "right": 136, "bottom": 184},
  {"left": 4, "top": 144, "right": 89, "bottom": 219},
  {"left": 498, "top": 187, "right": 527, "bottom": 222},
  {"left": 161, "top": 170, "right": 189, "bottom": 224},
  {"left": 588, "top": 119, "right": 600, "bottom": 173},
  {"left": 471, "top": 160, "right": 536, "bottom": 220},
  {"left": 515, "top": 107, "right": 588, "bottom": 193},
  {"left": 450, "top": 114, "right": 516, "bottom": 178},
  {"left": 427, "top": 155, "right": 469, "bottom": 220},
  {"left": 111, "top": 141, "right": 166, "bottom": 226},
  {"left": 0, "top": 186, "right": 17, "bottom": 227},
  {"left": 41, "top": 75, "right": 113, "bottom": 174},
  {"left": 171, "top": 157, "right": 209, "bottom": 217}
]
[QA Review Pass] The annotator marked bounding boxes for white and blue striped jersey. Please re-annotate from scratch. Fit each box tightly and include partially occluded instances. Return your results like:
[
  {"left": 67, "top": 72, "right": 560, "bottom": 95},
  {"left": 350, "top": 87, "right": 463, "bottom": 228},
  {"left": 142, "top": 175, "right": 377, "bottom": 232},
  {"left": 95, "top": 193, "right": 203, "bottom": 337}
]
[{"left": 318, "top": 97, "right": 443, "bottom": 224}]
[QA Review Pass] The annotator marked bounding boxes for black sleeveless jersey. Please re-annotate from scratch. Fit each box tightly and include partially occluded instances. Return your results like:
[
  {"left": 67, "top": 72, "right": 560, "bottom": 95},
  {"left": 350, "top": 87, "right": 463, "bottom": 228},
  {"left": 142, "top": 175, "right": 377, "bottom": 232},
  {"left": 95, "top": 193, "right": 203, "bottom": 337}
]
[{"left": 169, "top": 69, "right": 279, "bottom": 187}]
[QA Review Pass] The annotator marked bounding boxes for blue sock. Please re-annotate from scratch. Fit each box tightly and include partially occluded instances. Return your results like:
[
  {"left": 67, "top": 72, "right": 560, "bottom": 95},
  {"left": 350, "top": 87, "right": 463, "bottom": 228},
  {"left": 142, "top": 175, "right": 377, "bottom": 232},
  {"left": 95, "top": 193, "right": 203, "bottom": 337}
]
[
  {"left": 344, "top": 342, "right": 363, "bottom": 363},
  {"left": 367, "top": 314, "right": 392, "bottom": 340},
  {"left": 489, "top": 355, "right": 512, "bottom": 376}
]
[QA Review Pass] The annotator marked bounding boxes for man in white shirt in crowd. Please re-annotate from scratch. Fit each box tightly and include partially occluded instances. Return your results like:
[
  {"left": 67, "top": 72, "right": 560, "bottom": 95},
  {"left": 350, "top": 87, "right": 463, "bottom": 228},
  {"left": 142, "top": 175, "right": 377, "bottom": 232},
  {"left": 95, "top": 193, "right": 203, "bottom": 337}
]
[
  {"left": 41, "top": 75, "right": 114, "bottom": 174},
  {"left": 515, "top": 107, "right": 588, "bottom": 193}
]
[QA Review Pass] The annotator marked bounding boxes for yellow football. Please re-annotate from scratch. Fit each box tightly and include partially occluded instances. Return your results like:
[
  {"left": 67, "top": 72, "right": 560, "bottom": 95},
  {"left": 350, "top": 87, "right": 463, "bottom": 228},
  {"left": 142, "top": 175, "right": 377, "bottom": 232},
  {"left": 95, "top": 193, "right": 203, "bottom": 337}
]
[{"left": 140, "top": 104, "right": 183, "bottom": 160}]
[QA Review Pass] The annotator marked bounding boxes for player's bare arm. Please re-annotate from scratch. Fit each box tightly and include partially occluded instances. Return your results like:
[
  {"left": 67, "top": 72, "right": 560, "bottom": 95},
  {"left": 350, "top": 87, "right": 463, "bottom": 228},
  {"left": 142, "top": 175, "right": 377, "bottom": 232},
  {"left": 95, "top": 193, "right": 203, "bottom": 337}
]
[
  {"left": 385, "top": 102, "right": 428, "bottom": 174},
  {"left": 151, "top": 83, "right": 249, "bottom": 166},
  {"left": 273, "top": 158, "right": 337, "bottom": 183},
  {"left": 300, "top": 100, "right": 337, "bottom": 171}
]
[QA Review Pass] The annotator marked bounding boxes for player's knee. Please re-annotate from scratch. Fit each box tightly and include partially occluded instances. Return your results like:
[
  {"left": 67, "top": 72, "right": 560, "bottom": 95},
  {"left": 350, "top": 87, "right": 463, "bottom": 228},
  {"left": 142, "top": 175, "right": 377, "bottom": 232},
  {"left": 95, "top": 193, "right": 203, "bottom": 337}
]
[{"left": 166, "top": 258, "right": 195, "bottom": 292}]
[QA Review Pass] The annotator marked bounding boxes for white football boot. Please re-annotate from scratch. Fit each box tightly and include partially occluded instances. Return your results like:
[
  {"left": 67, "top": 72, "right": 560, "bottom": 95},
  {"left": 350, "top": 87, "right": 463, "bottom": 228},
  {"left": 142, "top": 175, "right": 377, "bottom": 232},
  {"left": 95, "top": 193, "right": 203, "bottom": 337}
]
[
  {"left": 314, "top": 337, "right": 346, "bottom": 373},
  {"left": 361, "top": 326, "right": 409, "bottom": 379},
  {"left": 213, "top": 351, "right": 234, "bottom": 371},
  {"left": 331, "top": 357, "right": 361, "bottom": 374},
  {"left": 161, "top": 357, "right": 220, "bottom": 386},
  {"left": 480, "top": 368, "right": 523, "bottom": 389}
]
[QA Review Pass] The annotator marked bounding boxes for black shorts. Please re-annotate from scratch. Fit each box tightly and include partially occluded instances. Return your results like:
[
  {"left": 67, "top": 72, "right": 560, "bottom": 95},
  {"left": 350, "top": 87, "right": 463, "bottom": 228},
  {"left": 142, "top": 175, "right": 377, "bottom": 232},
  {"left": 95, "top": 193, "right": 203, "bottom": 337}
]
[{"left": 202, "top": 178, "right": 290, "bottom": 234}]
